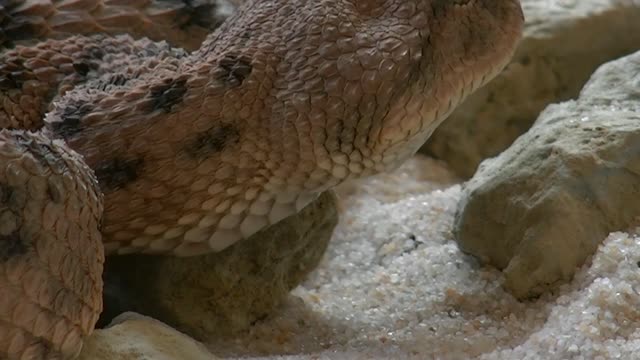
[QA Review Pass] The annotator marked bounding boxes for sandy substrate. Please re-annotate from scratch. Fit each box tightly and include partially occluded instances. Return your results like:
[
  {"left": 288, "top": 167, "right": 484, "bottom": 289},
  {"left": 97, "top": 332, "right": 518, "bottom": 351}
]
[{"left": 207, "top": 156, "right": 640, "bottom": 360}]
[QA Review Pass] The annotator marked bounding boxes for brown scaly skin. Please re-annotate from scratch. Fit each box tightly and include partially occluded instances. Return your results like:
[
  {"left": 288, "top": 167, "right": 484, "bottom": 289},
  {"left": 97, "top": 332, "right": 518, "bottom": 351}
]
[
  {"left": 0, "top": 0, "right": 236, "bottom": 50},
  {"left": 0, "top": 0, "right": 524, "bottom": 358},
  {"left": 0, "top": 131, "right": 103, "bottom": 359},
  {"left": 0, "top": 0, "right": 239, "bottom": 130}
]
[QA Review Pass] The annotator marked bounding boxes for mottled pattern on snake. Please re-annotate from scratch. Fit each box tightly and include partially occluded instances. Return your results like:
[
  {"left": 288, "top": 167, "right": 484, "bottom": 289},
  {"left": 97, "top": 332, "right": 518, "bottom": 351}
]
[{"left": 0, "top": 0, "right": 524, "bottom": 358}]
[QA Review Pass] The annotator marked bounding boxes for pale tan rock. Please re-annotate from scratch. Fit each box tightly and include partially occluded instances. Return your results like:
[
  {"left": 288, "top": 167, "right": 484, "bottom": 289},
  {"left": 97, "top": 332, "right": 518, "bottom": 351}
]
[
  {"left": 454, "top": 49, "right": 640, "bottom": 299},
  {"left": 78, "top": 312, "right": 216, "bottom": 360},
  {"left": 423, "top": 0, "right": 640, "bottom": 177}
]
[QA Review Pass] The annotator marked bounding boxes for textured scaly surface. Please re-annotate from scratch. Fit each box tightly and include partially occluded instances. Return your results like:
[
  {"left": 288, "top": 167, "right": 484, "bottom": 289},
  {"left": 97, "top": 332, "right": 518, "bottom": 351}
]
[{"left": 0, "top": 0, "right": 523, "bottom": 358}]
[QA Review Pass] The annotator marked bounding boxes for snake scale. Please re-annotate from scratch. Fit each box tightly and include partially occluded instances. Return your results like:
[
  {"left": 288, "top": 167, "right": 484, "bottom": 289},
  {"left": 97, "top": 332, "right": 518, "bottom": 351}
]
[{"left": 0, "top": 0, "right": 523, "bottom": 358}]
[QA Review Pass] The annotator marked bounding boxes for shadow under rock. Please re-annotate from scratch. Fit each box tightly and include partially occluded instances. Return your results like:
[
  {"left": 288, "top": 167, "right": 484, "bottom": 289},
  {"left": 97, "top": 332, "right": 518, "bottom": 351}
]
[{"left": 205, "top": 293, "right": 358, "bottom": 358}]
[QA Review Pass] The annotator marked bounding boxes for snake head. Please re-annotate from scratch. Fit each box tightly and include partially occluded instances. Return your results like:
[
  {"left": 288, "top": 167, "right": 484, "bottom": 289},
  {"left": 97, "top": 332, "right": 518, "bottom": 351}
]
[
  {"left": 341, "top": 0, "right": 525, "bottom": 166},
  {"left": 194, "top": 0, "right": 525, "bottom": 186},
  {"left": 426, "top": 0, "right": 525, "bottom": 86}
]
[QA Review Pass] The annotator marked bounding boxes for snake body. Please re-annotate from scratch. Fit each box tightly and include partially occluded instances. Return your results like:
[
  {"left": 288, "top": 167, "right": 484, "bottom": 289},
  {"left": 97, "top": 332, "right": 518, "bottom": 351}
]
[{"left": 0, "top": 0, "right": 523, "bottom": 358}]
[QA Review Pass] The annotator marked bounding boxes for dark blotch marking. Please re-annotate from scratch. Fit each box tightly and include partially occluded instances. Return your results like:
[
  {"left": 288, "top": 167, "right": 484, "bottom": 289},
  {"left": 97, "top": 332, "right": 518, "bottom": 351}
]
[
  {"left": 0, "top": 181, "right": 28, "bottom": 261},
  {"left": 46, "top": 181, "right": 63, "bottom": 204},
  {"left": 216, "top": 54, "right": 252, "bottom": 87},
  {"left": 0, "top": 71, "right": 21, "bottom": 90},
  {"left": 50, "top": 101, "right": 93, "bottom": 139},
  {"left": 71, "top": 45, "right": 104, "bottom": 76},
  {"left": 184, "top": 123, "right": 240, "bottom": 158},
  {"left": 73, "top": 62, "right": 91, "bottom": 76},
  {"left": 94, "top": 157, "right": 144, "bottom": 191},
  {"left": 1, "top": 17, "right": 45, "bottom": 43},
  {"left": 0, "top": 57, "right": 26, "bottom": 90},
  {"left": 0, "top": 230, "right": 28, "bottom": 262},
  {"left": 149, "top": 77, "right": 188, "bottom": 113},
  {"left": 82, "top": 44, "right": 105, "bottom": 61},
  {"left": 107, "top": 73, "right": 129, "bottom": 86},
  {"left": 0, "top": 182, "right": 13, "bottom": 204}
]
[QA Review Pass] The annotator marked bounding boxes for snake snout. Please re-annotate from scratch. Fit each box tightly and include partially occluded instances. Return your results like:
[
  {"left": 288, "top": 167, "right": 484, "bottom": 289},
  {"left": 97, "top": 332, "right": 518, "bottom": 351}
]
[
  {"left": 428, "top": 0, "right": 524, "bottom": 90},
  {"left": 335, "top": 0, "right": 524, "bottom": 171}
]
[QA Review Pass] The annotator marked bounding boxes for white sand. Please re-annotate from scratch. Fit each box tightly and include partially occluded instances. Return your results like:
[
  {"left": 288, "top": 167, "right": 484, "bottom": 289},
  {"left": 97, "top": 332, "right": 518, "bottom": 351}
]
[{"left": 208, "top": 156, "right": 640, "bottom": 359}]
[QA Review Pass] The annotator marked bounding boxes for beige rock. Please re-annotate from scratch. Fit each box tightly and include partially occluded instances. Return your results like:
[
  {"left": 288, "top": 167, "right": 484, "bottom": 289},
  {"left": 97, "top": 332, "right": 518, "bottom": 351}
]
[
  {"left": 101, "top": 191, "right": 338, "bottom": 339},
  {"left": 79, "top": 312, "right": 216, "bottom": 360},
  {"left": 423, "top": 0, "right": 640, "bottom": 177},
  {"left": 454, "top": 49, "right": 640, "bottom": 299}
]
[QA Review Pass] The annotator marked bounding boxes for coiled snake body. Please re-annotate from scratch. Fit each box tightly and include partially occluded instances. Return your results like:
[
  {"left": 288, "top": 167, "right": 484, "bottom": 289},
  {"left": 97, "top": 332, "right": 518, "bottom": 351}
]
[{"left": 0, "top": 0, "right": 523, "bottom": 358}]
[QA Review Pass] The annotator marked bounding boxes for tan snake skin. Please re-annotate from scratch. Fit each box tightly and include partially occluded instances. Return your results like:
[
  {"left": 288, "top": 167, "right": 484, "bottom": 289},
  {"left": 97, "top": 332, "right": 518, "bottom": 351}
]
[{"left": 0, "top": 0, "right": 524, "bottom": 358}]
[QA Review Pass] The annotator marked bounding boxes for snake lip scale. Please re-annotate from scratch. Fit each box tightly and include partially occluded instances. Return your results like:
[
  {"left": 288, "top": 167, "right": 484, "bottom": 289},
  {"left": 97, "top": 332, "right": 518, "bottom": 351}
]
[{"left": 0, "top": 0, "right": 524, "bottom": 358}]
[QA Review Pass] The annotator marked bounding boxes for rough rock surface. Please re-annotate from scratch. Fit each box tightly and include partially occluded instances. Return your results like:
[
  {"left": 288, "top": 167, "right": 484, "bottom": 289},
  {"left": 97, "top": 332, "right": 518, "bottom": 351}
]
[
  {"left": 78, "top": 312, "right": 216, "bottom": 360},
  {"left": 100, "top": 191, "right": 337, "bottom": 339},
  {"left": 423, "top": 0, "right": 640, "bottom": 177},
  {"left": 454, "top": 50, "right": 640, "bottom": 299}
]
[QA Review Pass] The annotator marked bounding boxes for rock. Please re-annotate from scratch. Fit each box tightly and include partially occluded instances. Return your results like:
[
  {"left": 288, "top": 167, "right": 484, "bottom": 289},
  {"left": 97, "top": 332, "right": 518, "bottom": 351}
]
[
  {"left": 78, "top": 312, "right": 216, "bottom": 360},
  {"left": 100, "top": 191, "right": 338, "bottom": 339},
  {"left": 453, "top": 50, "right": 640, "bottom": 299},
  {"left": 422, "top": 0, "right": 640, "bottom": 177}
]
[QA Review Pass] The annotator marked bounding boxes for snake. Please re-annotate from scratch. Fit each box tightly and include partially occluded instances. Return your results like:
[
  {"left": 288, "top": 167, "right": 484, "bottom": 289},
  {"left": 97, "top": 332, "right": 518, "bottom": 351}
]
[{"left": 0, "top": 0, "right": 524, "bottom": 358}]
